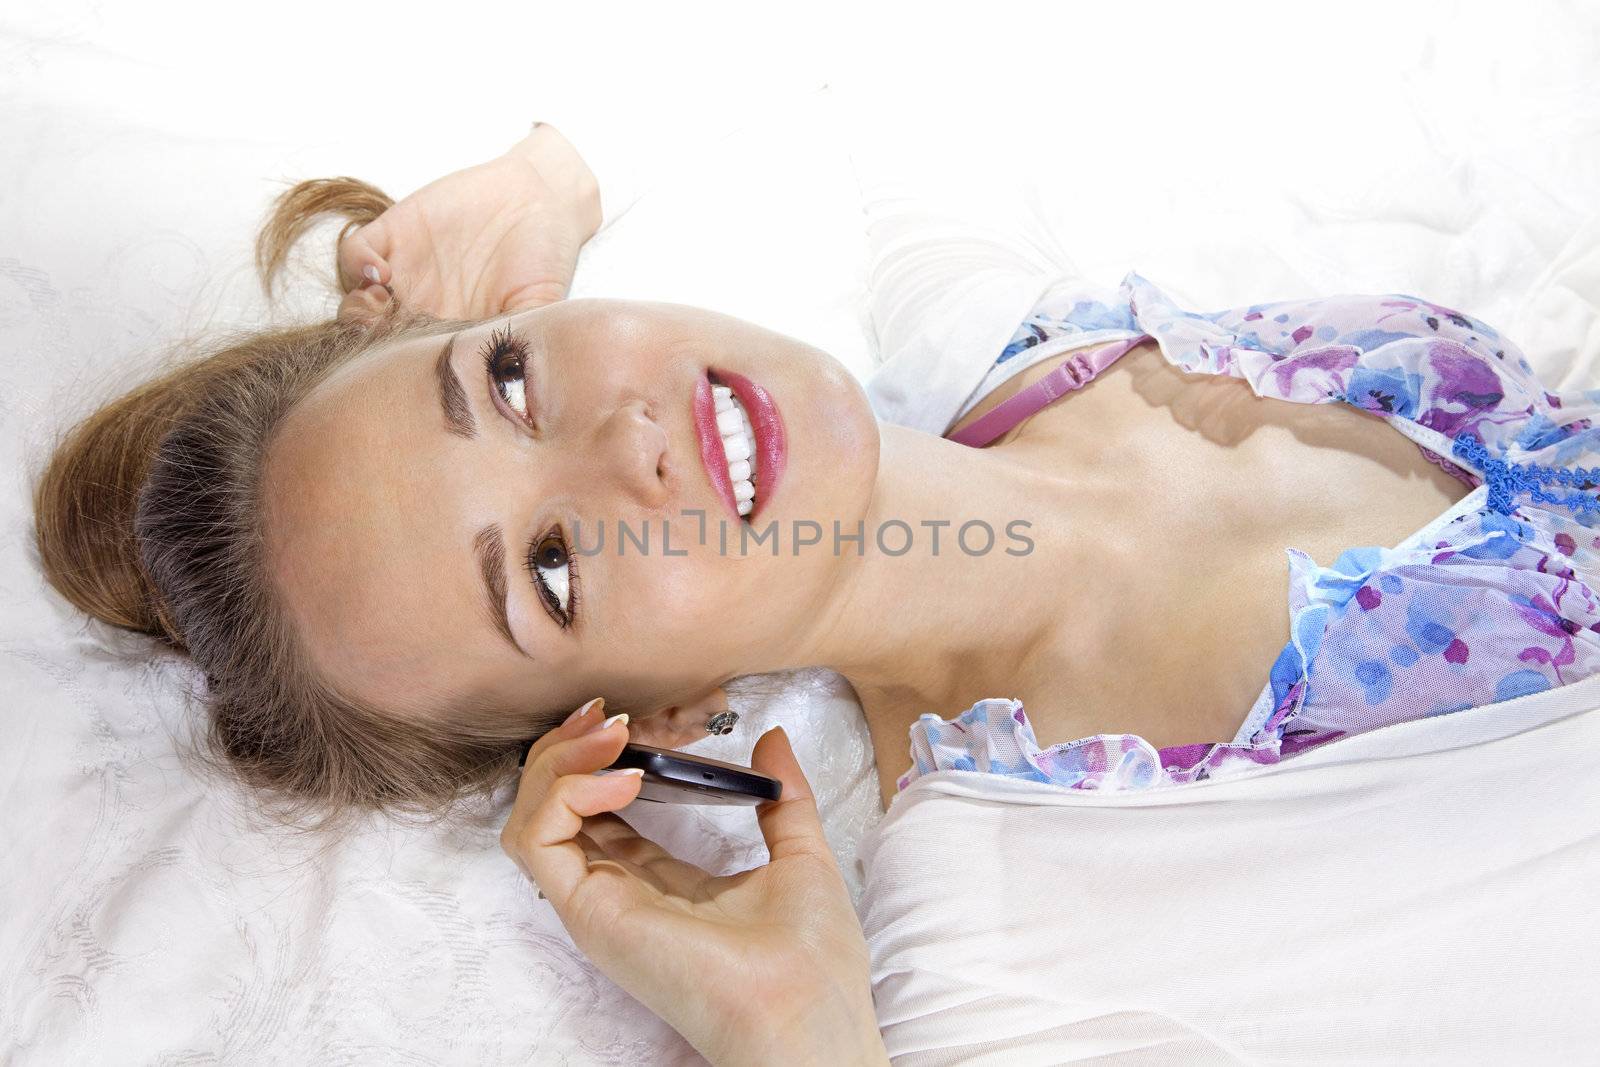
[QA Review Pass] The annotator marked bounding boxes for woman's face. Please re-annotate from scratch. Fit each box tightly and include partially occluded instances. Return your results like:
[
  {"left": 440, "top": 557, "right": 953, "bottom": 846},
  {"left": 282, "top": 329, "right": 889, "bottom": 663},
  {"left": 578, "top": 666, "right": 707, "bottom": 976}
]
[{"left": 263, "top": 299, "right": 878, "bottom": 741}]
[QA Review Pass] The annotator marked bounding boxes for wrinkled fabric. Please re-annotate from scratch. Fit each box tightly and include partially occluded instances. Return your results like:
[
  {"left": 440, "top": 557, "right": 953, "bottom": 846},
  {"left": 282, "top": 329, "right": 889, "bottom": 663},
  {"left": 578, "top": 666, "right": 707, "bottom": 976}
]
[{"left": 901, "top": 273, "right": 1600, "bottom": 793}]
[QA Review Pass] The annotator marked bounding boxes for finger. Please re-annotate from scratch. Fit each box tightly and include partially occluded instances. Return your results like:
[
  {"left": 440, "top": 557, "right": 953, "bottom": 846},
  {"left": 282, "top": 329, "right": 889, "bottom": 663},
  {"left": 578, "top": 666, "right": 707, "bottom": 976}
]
[
  {"left": 335, "top": 281, "right": 392, "bottom": 325},
  {"left": 534, "top": 828, "right": 626, "bottom": 901},
  {"left": 502, "top": 704, "right": 632, "bottom": 871},
  {"left": 581, "top": 813, "right": 714, "bottom": 900},
  {"left": 572, "top": 828, "right": 609, "bottom": 865},
  {"left": 337, "top": 222, "right": 391, "bottom": 293},
  {"left": 749, "top": 726, "right": 830, "bottom": 864},
  {"left": 515, "top": 768, "right": 646, "bottom": 905},
  {"left": 507, "top": 705, "right": 632, "bottom": 829},
  {"left": 534, "top": 829, "right": 607, "bottom": 900},
  {"left": 501, "top": 696, "right": 603, "bottom": 861},
  {"left": 573, "top": 819, "right": 676, "bottom": 891},
  {"left": 524, "top": 697, "right": 606, "bottom": 771}
]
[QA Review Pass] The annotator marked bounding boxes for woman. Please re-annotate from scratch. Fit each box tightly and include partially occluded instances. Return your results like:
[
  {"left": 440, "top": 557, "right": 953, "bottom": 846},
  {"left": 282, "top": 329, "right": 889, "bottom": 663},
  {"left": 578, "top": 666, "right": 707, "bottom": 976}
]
[{"left": 31, "top": 123, "right": 1600, "bottom": 1064}]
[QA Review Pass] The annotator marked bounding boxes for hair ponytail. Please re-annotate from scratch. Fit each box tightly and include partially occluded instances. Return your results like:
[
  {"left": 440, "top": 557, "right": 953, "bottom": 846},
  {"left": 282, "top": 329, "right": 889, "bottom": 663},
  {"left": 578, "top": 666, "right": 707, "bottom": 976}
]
[{"left": 255, "top": 175, "right": 393, "bottom": 299}]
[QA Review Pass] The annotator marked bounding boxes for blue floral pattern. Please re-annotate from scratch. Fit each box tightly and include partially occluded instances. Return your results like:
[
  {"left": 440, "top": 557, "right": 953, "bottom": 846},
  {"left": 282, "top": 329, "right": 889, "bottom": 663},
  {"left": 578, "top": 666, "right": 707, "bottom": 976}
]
[{"left": 900, "top": 273, "right": 1600, "bottom": 793}]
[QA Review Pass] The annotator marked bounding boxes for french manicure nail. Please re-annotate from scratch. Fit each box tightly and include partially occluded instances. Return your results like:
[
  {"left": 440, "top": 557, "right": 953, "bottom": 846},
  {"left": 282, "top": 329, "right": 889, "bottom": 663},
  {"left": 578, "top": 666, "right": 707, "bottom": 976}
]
[
  {"left": 363, "top": 264, "right": 381, "bottom": 284},
  {"left": 602, "top": 713, "right": 629, "bottom": 731},
  {"left": 598, "top": 767, "right": 643, "bottom": 777},
  {"left": 564, "top": 697, "right": 603, "bottom": 727}
]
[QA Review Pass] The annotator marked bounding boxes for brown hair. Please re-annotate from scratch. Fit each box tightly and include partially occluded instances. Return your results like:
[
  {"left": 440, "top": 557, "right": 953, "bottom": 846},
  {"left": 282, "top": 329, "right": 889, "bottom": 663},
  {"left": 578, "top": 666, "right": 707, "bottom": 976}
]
[{"left": 31, "top": 177, "right": 542, "bottom": 819}]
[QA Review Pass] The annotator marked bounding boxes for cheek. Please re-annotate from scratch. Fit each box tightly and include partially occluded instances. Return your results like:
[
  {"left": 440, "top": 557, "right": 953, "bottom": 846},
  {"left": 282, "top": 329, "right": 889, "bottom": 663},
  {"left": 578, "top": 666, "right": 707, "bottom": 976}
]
[
  {"left": 603, "top": 549, "right": 728, "bottom": 646},
  {"left": 607, "top": 541, "right": 802, "bottom": 668},
  {"left": 807, "top": 363, "right": 881, "bottom": 518}
]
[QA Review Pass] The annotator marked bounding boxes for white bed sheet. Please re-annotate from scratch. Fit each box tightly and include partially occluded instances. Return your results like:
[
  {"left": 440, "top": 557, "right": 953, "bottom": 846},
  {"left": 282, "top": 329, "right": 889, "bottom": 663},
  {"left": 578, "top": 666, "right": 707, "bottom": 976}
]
[{"left": 5, "top": 2, "right": 1600, "bottom": 1063}]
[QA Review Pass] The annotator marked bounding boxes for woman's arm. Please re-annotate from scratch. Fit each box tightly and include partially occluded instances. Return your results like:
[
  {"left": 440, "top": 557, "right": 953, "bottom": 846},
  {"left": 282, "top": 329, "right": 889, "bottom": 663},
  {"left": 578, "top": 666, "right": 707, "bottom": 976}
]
[
  {"left": 335, "top": 123, "right": 602, "bottom": 323},
  {"left": 748, "top": 983, "right": 891, "bottom": 1066}
]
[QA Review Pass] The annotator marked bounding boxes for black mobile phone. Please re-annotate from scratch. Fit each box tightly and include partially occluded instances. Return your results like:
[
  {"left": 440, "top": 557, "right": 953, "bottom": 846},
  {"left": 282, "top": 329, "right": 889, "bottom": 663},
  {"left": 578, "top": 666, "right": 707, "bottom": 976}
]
[{"left": 605, "top": 742, "right": 782, "bottom": 806}]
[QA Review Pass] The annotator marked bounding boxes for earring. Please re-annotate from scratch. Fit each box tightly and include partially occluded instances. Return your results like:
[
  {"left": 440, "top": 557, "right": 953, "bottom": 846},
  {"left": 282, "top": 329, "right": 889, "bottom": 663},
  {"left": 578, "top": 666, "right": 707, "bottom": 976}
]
[{"left": 706, "top": 710, "right": 740, "bottom": 735}]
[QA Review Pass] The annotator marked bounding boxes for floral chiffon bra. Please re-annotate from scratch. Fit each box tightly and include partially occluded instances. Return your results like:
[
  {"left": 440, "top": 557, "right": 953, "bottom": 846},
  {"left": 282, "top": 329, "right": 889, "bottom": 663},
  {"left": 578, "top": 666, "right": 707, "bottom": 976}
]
[{"left": 896, "top": 272, "right": 1600, "bottom": 795}]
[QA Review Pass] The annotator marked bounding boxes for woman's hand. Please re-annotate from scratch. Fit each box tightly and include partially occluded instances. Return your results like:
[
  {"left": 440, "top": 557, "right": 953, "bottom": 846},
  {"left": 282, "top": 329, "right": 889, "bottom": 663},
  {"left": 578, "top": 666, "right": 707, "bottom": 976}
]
[
  {"left": 336, "top": 124, "right": 601, "bottom": 324},
  {"left": 501, "top": 699, "right": 889, "bottom": 1067}
]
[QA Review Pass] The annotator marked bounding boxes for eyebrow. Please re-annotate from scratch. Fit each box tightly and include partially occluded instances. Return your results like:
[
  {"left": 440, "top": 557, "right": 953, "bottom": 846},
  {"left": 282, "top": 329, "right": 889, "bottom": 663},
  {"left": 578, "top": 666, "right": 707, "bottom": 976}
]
[
  {"left": 435, "top": 332, "right": 476, "bottom": 439},
  {"left": 474, "top": 523, "right": 531, "bottom": 659}
]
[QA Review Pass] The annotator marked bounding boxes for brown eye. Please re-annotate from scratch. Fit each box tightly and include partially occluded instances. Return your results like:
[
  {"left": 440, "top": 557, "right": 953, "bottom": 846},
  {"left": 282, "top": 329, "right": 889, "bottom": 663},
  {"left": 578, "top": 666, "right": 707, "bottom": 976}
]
[
  {"left": 527, "top": 529, "right": 574, "bottom": 626},
  {"left": 480, "top": 326, "right": 532, "bottom": 423},
  {"left": 533, "top": 534, "right": 567, "bottom": 571}
]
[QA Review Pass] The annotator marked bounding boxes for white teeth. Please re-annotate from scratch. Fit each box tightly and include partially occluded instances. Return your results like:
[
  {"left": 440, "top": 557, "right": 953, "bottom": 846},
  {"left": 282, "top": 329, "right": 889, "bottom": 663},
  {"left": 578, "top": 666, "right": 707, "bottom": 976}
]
[
  {"left": 720, "top": 426, "right": 751, "bottom": 462},
  {"left": 713, "top": 385, "right": 760, "bottom": 516}
]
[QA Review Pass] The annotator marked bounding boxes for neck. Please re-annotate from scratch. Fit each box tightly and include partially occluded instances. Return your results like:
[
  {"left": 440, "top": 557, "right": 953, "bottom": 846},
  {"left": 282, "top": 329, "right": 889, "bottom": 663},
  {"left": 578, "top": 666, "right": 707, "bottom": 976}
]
[{"left": 787, "top": 423, "right": 1113, "bottom": 725}]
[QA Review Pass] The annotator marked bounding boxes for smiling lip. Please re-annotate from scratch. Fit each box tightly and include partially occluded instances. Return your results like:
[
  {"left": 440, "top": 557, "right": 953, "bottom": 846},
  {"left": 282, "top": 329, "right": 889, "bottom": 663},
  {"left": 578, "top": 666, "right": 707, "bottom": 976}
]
[{"left": 692, "top": 368, "right": 787, "bottom": 522}]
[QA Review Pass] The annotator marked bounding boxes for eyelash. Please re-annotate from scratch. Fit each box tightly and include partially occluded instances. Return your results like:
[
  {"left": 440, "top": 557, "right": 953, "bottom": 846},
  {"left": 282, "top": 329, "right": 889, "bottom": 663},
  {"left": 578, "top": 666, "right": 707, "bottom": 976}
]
[
  {"left": 480, "top": 325, "right": 535, "bottom": 427},
  {"left": 526, "top": 527, "right": 580, "bottom": 630}
]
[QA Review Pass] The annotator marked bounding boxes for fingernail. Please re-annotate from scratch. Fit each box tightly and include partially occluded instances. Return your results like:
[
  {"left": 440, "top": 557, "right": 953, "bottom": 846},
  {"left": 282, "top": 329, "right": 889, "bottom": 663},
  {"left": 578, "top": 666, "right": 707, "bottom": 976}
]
[
  {"left": 564, "top": 697, "right": 603, "bottom": 727},
  {"left": 598, "top": 767, "right": 643, "bottom": 777},
  {"left": 363, "top": 264, "right": 381, "bottom": 284},
  {"left": 601, "top": 713, "right": 629, "bottom": 731}
]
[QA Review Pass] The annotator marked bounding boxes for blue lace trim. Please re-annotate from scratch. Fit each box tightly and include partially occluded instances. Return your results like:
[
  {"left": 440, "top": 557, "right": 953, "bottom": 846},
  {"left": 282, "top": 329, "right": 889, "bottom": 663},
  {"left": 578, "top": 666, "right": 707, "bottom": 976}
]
[{"left": 1452, "top": 432, "right": 1600, "bottom": 515}]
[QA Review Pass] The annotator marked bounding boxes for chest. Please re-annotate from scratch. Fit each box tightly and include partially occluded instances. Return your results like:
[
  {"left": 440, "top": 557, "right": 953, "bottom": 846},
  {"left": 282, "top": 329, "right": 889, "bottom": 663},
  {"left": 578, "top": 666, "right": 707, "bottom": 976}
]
[
  {"left": 866, "top": 342, "right": 1471, "bottom": 811},
  {"left": 1018, "top": 342, "right": 1471, "bottom": 573}
]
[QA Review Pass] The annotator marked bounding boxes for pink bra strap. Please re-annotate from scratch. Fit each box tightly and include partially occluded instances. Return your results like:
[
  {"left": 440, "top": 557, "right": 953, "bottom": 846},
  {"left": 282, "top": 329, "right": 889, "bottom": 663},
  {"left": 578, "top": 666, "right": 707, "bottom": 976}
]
[{"left": 945, "top": 337, "right": 1145, "bottom": 448}]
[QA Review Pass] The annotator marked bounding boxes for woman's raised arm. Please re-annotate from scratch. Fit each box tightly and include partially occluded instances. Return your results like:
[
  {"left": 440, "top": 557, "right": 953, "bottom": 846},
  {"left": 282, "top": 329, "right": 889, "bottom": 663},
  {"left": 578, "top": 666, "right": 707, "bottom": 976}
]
[{"left": 334, "top": 123, "right": 603, "bottom": 324}]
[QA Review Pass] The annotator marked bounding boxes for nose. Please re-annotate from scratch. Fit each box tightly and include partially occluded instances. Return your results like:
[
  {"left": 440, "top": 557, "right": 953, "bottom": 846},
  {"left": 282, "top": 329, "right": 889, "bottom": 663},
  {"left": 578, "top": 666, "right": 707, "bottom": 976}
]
[{"left": 594, "top": 398, "right": 671, "bottom": 510}]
